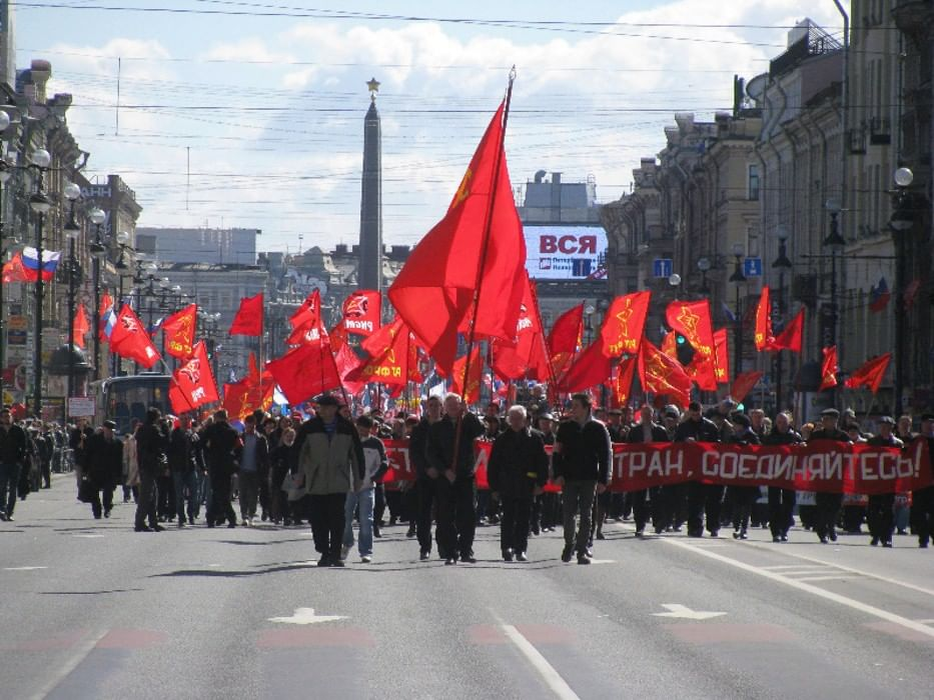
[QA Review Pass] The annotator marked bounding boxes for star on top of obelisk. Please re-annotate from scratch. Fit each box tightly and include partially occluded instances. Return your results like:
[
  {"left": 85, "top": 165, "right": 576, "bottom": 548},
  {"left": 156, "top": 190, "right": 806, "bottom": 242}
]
[{"left": 367, "top": 77, "right": 380, "bottom": 102}]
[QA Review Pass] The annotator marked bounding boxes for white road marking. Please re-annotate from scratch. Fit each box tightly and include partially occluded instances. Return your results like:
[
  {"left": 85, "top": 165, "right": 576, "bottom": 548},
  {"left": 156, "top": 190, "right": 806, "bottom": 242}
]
[
  {"left": 73, "top": 534, "right": 104, "bottom": 539},
  {"left": 761, "top": 565, "right": 833, "bottom": 571},
  {"left": 652, "top": 603, "right": 726, "bottom": 620},
  {"left": 29, "top": 629, "right": 109, "bottom": 700},
  {"left": 586, "top": 559, "right": 616, "bottom": 565},
  {"left": 664, "top": 538, "right": 934, "bottom": 640},
  {"left": 268, "top": 607, "right": 348, "bottom": 625},
  {"left": 499, "top": 624, "right": 580, "bottom": 700},
  {"left": 4, "top": 566, "right": 48, "bottom": 571},
  {"left": 794, "top": 575, "right": 861, "bottom": 582}
]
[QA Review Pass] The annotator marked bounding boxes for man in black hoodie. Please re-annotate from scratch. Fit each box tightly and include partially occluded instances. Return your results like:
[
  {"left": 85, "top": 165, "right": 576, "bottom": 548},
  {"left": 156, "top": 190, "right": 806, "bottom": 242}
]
[
  {"left": 203, "top": 409, "right": 241, "bottom": 529},
  {"left": 134, "top": 407, "right": 168, "bottom": 532},
  {"left": 83, "top": 420, "right": 123, "bottom": 519},
  {"left": 409, "top": 395, "right": 443, "bottom": 561},
  {"left": 0, "top": 408, "right": 27, "bottom": 522},
  {"left": 763, "top": 411, "right": 801, "bottom": 542}
]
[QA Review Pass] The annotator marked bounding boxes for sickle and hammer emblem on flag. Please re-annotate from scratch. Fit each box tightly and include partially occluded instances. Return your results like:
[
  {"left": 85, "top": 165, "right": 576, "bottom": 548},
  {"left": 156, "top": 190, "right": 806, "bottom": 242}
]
[
  {"left": 179, "top": 358, "right": 200, "bottom": 384},
  {"left": 452, "top": 168, "right": 473, "bottom": 209},
  {"left": 676, "top": 306, "right": 699, "bottom": 340},
  {"left": 615, "top": 298, "right": 634, "bottom": 339}
]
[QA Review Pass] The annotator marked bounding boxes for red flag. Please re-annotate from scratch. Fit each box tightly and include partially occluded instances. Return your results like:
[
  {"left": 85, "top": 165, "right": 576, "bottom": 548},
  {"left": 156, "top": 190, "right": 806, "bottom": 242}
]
[
  {"left": 491, "top": 273, "right": 550, "bottom": 382},
  {"left": 341, "top": 290, "right": 381, "bottom": 336},
  {"left": 169, "top": 341, "right": 219, "bottom": 414},
  {"left": 73, "top": 305, "right": 90, "bottom": 349},
  {"left": 347, "top": 318, "right": 417, "bottom": 388},
  {"left": 161, "top": 303, "right": 198, "bottom": 359},
  {"left": 730, "top": 370, "right": 763, "bottom": 404},
  {"left": 666, "top": 299, "right": 715, "bottom": 359},
  {"left": 109, "top": 304, "right": 162, "bottom": 369},
  {"left": 686, "top": 353, "right": 718, "bottom": 391},
  {"left": 661, "top": 330, "right": 678, "bottom": 359},
  {"left": 713, "top": 328, "right": 730, "bottom": 384},
  {"left": 820, "top": 346, "right": 839, "bottom": 391},
  {"left": 334, "top": 342, "right": 365, "bottom": 395},
  {"left": 557, "top": 337, "right": 611, "bottom": 393},
  {"left": 222, "top": 377, "right": 274, "bottom": 421},
  {"left": 290, "top": 290, "right": 321, "bottom": 332},
  {"left": 612, "top": 354, "right": 637, "bottom": 409},
  {"left": 229, "top": 292, "right": 264, "bottom": 336},
  {"left": 388, "top": 102, "right": 526, "bottom": 374},
  {"left": 753, "top": 286, "right": 774, "bottom": 351},
  {"left": 601, "top": 291, "right": 651, "bottom": 357},
  {"left": 638, "top": 339, "right": 692, "bottom": 408},
  {"left": 98, "top": 291, "right": 114, "bottom": 341},
  {"left": 267, "top": 341, "right": 342, "bottom": 406},
  {"left": 770, "top": 307, "right": 804, "bottom": 353},
  {"left": 845, "top": 353, "right": 892, "bottom": 394},
  {"left": 450, "top": 346, "right": 484, "bottom": 405},
  {"left": 548, "top": 303, "right": 584, "bottom": 377},
  {"left": 1, "top": 252, "right": 29, "bottom": 283}
]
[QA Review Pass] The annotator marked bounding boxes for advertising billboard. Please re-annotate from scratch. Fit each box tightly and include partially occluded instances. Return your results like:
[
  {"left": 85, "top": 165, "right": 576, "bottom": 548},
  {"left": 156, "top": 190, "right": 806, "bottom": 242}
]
[{"left": 524, "top": 225, "right": 608, "bottom": 281}]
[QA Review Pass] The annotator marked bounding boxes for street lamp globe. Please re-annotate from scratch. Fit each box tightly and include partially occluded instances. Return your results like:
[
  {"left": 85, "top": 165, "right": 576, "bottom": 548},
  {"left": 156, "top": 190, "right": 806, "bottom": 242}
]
[
  {"left": 894, "top": 167, "right": 914, "bottom": 188},
  {"left": 731, "top": 242, "right": 744, "bottom": 257},
  {"left": 697, "top": 257, "right": 711, "bottom": 272},
  {"left": 89, "top": 208, "right": 106, "bottom": 226},
  {"left": 159, "top": 277, "right": 170, "bottom": 289},
  {"left": 0, "top": 110, "right": 10, "bottom": 132},
  {"left": 30, "top": 148, "right": 51, "bottom": 169},
  {"left": 825, "top": 197, "right": 842, "bottom": 214},
  {"left": 64, "top": 182, "right": 81, "bottom": 201},
  {"left": 171, "top": 285, "right": 182, "bottom": 294},
  {"left": 116, "top": 230, "right": 130, "bottom": 245},
  {"left": 668, "top": 273, "right": 681, "bottom": 286}
]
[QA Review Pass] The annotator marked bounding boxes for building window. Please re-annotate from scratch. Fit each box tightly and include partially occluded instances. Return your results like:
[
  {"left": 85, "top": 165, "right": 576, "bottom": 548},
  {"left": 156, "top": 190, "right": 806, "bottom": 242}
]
[{"left": 747, "top": 165, "right": 760, "bottom": 201}]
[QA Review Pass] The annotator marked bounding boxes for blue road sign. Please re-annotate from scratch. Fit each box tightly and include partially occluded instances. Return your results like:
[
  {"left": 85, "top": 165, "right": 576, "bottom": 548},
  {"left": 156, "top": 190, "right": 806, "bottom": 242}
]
[
  {"left": 653, "top": 258, "right": 673, "bottom": 278},
  {"left": 744, "top": 257, "right": 763, "bottom": 277}
]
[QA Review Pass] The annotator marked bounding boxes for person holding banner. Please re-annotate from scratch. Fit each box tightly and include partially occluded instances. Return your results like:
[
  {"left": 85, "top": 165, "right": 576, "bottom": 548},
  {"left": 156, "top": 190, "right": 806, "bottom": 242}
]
[
  {"left": 488, "top": 405, "right": 548, "bottom": 562},
  {"left": 915, "top": 414, "right": 934, "bottom": 548},
  {"left": 626, "top": 404, "right": 670, "bottom": 537},
  {"left": 726, "top": 414, "right": 761, "bottom": 540},
  {"left": 808, "top": 408, "right": 852, "bottom": 544},
  {"left": 674, "top": 402, "right": 722, "bottom": 538},
  {"left": 763, "top": 412, "right": 801, "bottom": 542},
  {"left": 553, "top": 393, "right": 612, "bottom": 565},
  {"left": 866, "top": 416, "right": 903, "bottom": 548},
  {"left": 409, "top": 396, "right": 444, "bottom": 561}
]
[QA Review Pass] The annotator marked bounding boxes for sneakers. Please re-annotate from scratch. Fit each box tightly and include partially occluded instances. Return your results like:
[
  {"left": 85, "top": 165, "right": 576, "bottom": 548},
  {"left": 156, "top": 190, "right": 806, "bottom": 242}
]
[
  {"left": 882, "top": 541, "right": 893, "bottom": 548},
  {"left": 577, "top": 555, "right": 591, "bottom": 565},
  {"left": 361, "top": 555, "right": 372, "bottom": 563},
  {"left": 152, "top": 524, "right": 165, "bottom": 532},
  {"left": 444, "top": 557, "right": 457, "bottom": 565},
  {"left": 317, "top": 556, "right": 332, "bottom": 567},
  {"left": 870, "top": 537, "right": 879, "bottom": 546},
  {"left": 331, "top": 559, "right": 346, "bottom": 567},
  {"left": 460, "top": 554, "right": 477, "bottom": 564},
  {"left": 104, "top": 510, "right": 111, "bottom": 519}
]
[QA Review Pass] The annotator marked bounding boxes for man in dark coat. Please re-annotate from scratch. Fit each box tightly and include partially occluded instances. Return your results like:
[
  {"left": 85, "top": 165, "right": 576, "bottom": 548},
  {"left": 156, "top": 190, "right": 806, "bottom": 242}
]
[
  {"left": 134, "top": 407, "right": 168, "bottom": 532},
  {"left": 83, "top": 420, "right": 123, "bottom": 519},
  {"left": 674, "top": 402, "right": 722, "bottom": 537},
  {"left": 0, "top": 408, "right": 28, "bottom": 522},
  {"left": 626, "top": 404, "right": 671, "bottom": 536},
  {"left": 409, "top": 395, "right": 443, "bottom": 560},
  {"left": 169, "top": 414, "right": 200, "bottom": 527},
  {"left": 866, "top": 416, "right": 904, "bottom": 547},
  {"left": 488, "top": 405, "right": 548, "bottom": 562},
  {"left": 726, "top": 413, "right": 761, "bottom": 540},
  {"left": 202, "top": 409, "right": 241, "bottom": 528},
  {"left": 763, "top": 411, "right": 801, "bottom": 542},
  {"left": 808, "top": 408, "right": 852, "bottom": 544}
]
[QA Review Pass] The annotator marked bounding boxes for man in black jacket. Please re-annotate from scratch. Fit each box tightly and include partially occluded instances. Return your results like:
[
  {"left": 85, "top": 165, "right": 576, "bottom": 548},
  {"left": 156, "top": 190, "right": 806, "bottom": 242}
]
[
  {"left": 726, "top": 413, "right": 761, "bottom": 540},
  {"left": 867, "top": 416, "right": 903, "bottom": 547},
  {"left": 674, "top": 401, "right": 722, "bottom": 538},
  {"left": 763, "top": 411, "right": 801, "bottom": 542},
  {"left": 410, "top": 395, "right": 443, "bottom": 561},
  {"left": 203, "top": 409, "right": 241, "bottom": 528},
  {"left": 426, "top": 393, "right": 485, "bottom": 565},
  {"left": 83, "top": 420, "right": 123, "bottom": 519},
  {"left": 627, "top": 404, "right": 671, "bottom": 536},
  {"left": 809, "top": 408, "right": 852, "bottom": 544},
  {"left": 134, "top": 407, "right": 168, "bottom": 532},
  {"left": 0, "top": 408, "right": 28, "bottom": 522},
  {"left": 488, "top": 405, "right": 548, "bottom": 562},
  {"left": 914, "top": 413, "right": 934, "bottom": 548},
  {"left": 169, "top": 414, "right": 200, "bottom": 527},
  {"left": 553, "top": 393, "right": 612, "bottom": 564}
]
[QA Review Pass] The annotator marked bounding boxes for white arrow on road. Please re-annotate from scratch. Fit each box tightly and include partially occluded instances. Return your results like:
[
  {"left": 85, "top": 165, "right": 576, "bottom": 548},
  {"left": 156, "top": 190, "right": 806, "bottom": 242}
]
[
  {"left": 4, "top": 566, "right": 48, "bottom": 571},
  {"left": 652, "top": 603, "right": 726, "bottom": 620},
  {"left": 268, "top": 607, "right": 348, "bottom": 625}
]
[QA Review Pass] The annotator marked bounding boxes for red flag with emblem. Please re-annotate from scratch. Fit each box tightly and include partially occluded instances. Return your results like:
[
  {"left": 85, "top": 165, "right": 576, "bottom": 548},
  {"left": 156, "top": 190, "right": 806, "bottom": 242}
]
[
  {"left": 267, "top": 340, "right": 343, "bottom": 406},
  {"left": 713, "top": 328, "right": 730, "bottom": 384},
  {"left": 72, "top": 305, "right": 90, "bottom": 349},
  {"left": 769, "top": 307, "right": 804, "bottom": 353},
  {"left": 665, "top": 299, "right": 715, "bottom": 360},
  {"left": 347, "top": 317, "right": 412, "bottom": 388},
  {"left": 222, "top": 377, "right": 274, "bottom": 421},
  {"left": 845, "top": 353, "right": 891, "bottom": 394},
  {"left": 753, "top": 286, "right": 774, "bottom": 351},
  {"left": 612, "top": 354, "right": 637, "bottom": 409},
  {"left": 290, "top": 290, "right": 321, "bottom": 331},
  {"left": 333, "top": 342, "right": 365, "bottom": 395},
  {"left": 387, "top": 102, "right": 526, "bottom": 374},
  {"left": 661, "top": 330, "right": 678, "bottom": 359},
  {"left": 109, "top": 304, "right": 161, "bottom": 368},
  {"left": 169, "top": 341, "right": 219, "bottom": 414},
  {"left": 161, "top": 303, "right": 198, "bottom": 359},
  {"left": 341, "top": 290, "right": 381, "bottom": 337},
  {"left": 820, "top": 346, "right": 839, "bottom": 391},
  {"left": 730, "top": 370, "right": 763, "bottom": 404},
  {"left": 229, "top": 292, "right": 264, "bottom": 336},
  {"left": 557, "top": 337, "right": 612, "bottom": 393},
  {"left": 450, "top": 345, "right": 484, "bottom": 405},
  {"left": 491, "top": 273, "right": 550, "bottom": 381},
  {"left": 686, "top": 353, "right": 718, "bottom": 391},
  {"left": 638, "top": 338, "right": 692, "bottom": 408},
  {"left": 548, "top": 303, "right": 584, "bottom": 377},
  {"left": 601, "top": 291, "right": 650, "bottom": 357}
]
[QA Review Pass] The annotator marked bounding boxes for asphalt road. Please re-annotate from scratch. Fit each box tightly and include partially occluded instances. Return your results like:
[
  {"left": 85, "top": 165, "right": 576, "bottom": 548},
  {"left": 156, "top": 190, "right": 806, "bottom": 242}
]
[{"left": 2, "top": 476, "right": 933, "bottom": 699}]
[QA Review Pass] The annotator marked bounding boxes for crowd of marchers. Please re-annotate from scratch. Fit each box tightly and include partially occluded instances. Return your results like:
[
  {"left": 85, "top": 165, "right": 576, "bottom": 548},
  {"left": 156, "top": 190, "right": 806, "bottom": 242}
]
[{"left": 3, "top": 394, "right": 933, "bottom": 565}]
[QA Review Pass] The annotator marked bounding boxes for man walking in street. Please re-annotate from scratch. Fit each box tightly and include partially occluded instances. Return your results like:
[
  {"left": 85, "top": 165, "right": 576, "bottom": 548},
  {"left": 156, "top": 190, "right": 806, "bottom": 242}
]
[
  {"left": 0, "top": 407, "right": 27, "bottom": 522},
  {"left": 867, "top": 416, "right": 903, "bottom": 548},
  {"left": 626, "top": 404, "right": 670, "bottom": 537},
  {"left": 408, "top": 395, "right": 443, "bottom": 560},
  {"left": 134, "top": 407, "right": 168, "bottom": 532},
  {"left": 552, "top": 393, "right": 612, "bottom": 564},
  {"left": 83, "top": 420, "right": 123, "bottom": 519},
  {"left": 237, "top": 414, "right": 269, "bottom": 526},
  {"left": 203, "top": 409, "right": 240, "bottom": 529},
  {"left": 674, "top": 401, "right": 722, "bottom": 538},
  {"left": 342, "top": 415, "right": 388, "bottom": 564},
  {"left": 488, "top": 405, "right": 548, "bottom": 562},
  {"left": 914, "top": 413, "right": 934, "bottom": 548},
  {"left": 809, "top": 408, "right": 852, "bottom": 544},
  {"left": 169, "top": 414, "right": 200, "bottom": 527}
]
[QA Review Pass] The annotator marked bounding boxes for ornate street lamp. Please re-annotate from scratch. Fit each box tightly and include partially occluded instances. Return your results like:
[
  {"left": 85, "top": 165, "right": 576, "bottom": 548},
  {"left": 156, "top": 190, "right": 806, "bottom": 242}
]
[
  {"left": 63, "top": 183, "right": 82, "bottom": 400},
  {"left": 890, "top": 167, "right": 915, "bottom": 415},
  {"left": 823, "top": 198, "right": 845, "bottom": 408},
  {"left": 29, "top": 147, "right": 52, "bottom": 417},
  {"left": 772, "top": 226, "right": 793, "bottom": 411},
  {"left": 728, "top": 242, "right": 746, "bottom": 381},
  {"left": 697, "top": 257, "right": 711, "bottom": 294},
  {"left": 88, "top": 207, "right": 106, "bottom": 381}
]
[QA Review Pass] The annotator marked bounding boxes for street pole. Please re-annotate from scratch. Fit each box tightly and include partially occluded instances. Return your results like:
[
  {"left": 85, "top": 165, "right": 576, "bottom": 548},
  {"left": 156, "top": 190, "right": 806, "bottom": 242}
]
[
  {"left": 729, "top": 245, "right": 746, "bottom": 385},
  {"left": 772, "top": 227, "right": 793, "bottom": 412},
  {"left": 890, "top": 167, "right": 915, "bottom": 415},
  {"left": 0, "top": 110, "right": 12, "bottom": 394},
  {"left": 28, "top": 148, "right": 52, "bottom": 418},
  {"left": 824, "top": 200, "right": 846, "bottom": 410},
  {"left": 88, "top": 208, "right": 106, "bottom": 382}
]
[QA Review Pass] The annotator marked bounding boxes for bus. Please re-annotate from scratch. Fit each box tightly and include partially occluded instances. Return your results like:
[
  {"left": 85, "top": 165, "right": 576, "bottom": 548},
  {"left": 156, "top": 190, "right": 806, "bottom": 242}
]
[{"left": 94, "top": 373, "right": 171, "bottom": 434}]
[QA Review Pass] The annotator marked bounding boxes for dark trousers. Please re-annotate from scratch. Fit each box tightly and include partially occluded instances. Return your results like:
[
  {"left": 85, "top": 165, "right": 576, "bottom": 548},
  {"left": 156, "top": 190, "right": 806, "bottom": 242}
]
[
  {"left": 500, "top": 496, "right": 532, "bottom": 555},
  {"left": 173, "top": 471, "right": 199, "bottom": 522},
  {"left": 541, "top": 492, "right": 560, "bottom": 529},
  {"left": 157, "top": 474, "right": 174, "bottom": 518},
  {"left": 436, "top": 476, "right": 476, "bottom": 558},
  {"left": 239, "top": 470, "right": 259, "bottom": 520},
  {"left": 135, "top": 470, "right": 158, "bottom": 528},
  {"left": 913, "top": 486, "right": 934, "bottom": 545},
  {"left": 630, "top": 489, "right": 649, "bottom": 532},
  {"left": 768, "top": 487, "right": 796, "bottom": 538},
  {"left": 309, "top": 492, "right": 347, "bottom": 559},
  {"left": 814, "top": 492, "right": 843, "bottom": 540},
  {"left": 416, "top": 477, "right": 438, "bottom": 555},
  {"left": 687, "top": 482, "right": 723, "bottom": 535},
  {"left": 867, "top": 493, "right": 895, "bottom": 543},
  {"left": 0, "top": 462, "right": 20, "bottom": 517},
  {"left": 729, "top": 486, "right": 759, "bottom": 532},
  {"left": 562, "top": 479, "right": 596, "bottom": 554},
  {"left": 90, "top": 481, "right": 114, "bottom": 518},
  {"left": 208, "top": 474, "right": 237, "bottom": 526},
  {"left": 659, "top": 483, "right": 686, "bottom": 531}
]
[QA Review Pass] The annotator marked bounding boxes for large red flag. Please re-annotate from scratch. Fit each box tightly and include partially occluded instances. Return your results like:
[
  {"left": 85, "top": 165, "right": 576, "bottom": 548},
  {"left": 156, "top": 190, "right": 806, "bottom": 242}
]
[
  {"left": 333, "top": 342, "right": 365, "bottom": 395},
  {"left": 820, "top": 346, "right": 839, "bottom": 391},
  {"left": 666, "top": 299, "right": 715, "bottom": 359},
  {"left": 612, "top": 354, "right": 637, "bottom": 409},
  {"left": 730, "top": 370, "right": 763, "bottom": 404},
  {"left": 267, "top": 341, "right": 342, "bottom": 406},
  {"left": 229, "top": 292, "right": 264, "bottom": 336},
  {"left": 341, "top": 290, "right": 381, "bottom": 337},
  {"left": 290, "top": 290, "right": 321, "bottom": 332},
  {"left": 222, "top": 377, "right": 274, "bottom": 421},
  {"left": 73, "top": 305, "right": 90, "bottom": 349},
  {"left": 169, "top": 341, "right": 219, "bottom": 414},
  {"left": 557, "top": 337, "right": 611, "bottom": 393},
  {"left": 754, "top": 286, "right": 774, "bottom": 352},
  {"left": 845, "top": 353, "right": 891, "bottom": 394},
  {"left": 109, "top": 304, "right": 161, "bottom": 369},
  {"left": 769, "top": 307, "right": 804, "bottom": 353},
  {"left": 450, "top": 346, "right": 484, "bottom": 405},
  {"left": 347, "top": 318, "right": 415, "bottom": 388},
  {"left": 388, "top": 101, "right": 526, "bottom": 374},
  {"left": 161, "top": 303, "right": 198, "bottom": 359},
  {"left": 601, "top": 291, "right": 650, "bottom": 357},
  {"left": 548, "top": 303, "right": 584, "bottom": 377},
  {"left": 638, "top": 339, "right": 692, "bottom": 408},
  {"left": 491, "top": 273, "right": 550, "bottom": 382},
  {"left": 713, "top": 328, "right": 730, "bottom": 384}
]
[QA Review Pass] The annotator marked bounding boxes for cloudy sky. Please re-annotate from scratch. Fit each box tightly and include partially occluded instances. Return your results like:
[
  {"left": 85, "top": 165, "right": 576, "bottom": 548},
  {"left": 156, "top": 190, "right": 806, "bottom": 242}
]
[{"left": 16, "top": 1, "right": 841, "bottom": 255}]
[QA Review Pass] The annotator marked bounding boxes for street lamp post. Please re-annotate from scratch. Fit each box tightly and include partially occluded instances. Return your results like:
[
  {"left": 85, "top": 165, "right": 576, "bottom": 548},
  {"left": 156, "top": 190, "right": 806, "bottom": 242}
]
[
  {"left": 890, "top": 167, "right": 915, "bottom": 415},
  {"left": 111, "top": 231, "right": 133, "bottom": 377},
  {"left": 28, "top": 148, "right": 52, "bottom": 418},
  {"left": 772, "top": 226, "right": 793, "bottom": 412},
  {"left": 0, "top": 109, "right": 12, "bottom": 387},
  {"left": 697, "top": 257, "right": 711, "bottom": 295},
  {"left": 728, "top": 243, "right": 746, "bottom": 383},
  {"left": 823, "top": 198, "right": 846, "bottom": 409},
  {"left": 63, "top": 183, "right": 81, "bottom": 400},
  {"left": 88, "top": 208, "right": 107, "bottom": 381}
]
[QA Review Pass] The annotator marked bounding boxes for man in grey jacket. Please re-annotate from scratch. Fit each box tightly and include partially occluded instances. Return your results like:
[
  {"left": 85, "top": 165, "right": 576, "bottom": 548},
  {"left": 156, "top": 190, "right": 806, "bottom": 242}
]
[{"left": 298, "top": 395, "right": 364, "bottom": 567}]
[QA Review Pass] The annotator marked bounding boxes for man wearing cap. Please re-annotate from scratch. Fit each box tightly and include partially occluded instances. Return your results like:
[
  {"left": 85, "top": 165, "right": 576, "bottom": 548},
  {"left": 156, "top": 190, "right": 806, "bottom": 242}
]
[
  {"left": 726, "top": 413, "right": 760, "bottom": 540},
  {"left": 534, "top": 412, "right": 560, "bottom": 534},
  {"left": 763, "top": 411, "right": 802, "bottom": 542},
  {"left": 912, "top": 413, "right": 934, "bottom": 548},
  {"left": 300, "top": 395, "right": 364, "bottom": 567},
  {"left": 342, "top": 415, "right": 388, "bottom": 564},
  {"left": 808, "top": 407, "right": 852, "bottom": 544},
  {"left": 83, "top": 420, "right": 123, "bottom": 520},
  {"left": 658, "top": 405, "right": 686, "bottom": 532},
  {"left": 866, "top": 416, "right": 903, "bottom": 547},
  {"left": 674, "top": 401, "right": 722, "bottom": 538},
  {"left": 626, "top": 404, "right": 670, "bottom": 536}
]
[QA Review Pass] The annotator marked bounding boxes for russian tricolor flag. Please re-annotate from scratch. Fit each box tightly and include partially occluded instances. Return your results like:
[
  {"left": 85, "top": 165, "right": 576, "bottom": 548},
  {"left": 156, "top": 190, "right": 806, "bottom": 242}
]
[{"left": 22, "top": 247, "right": 61, "bottom": 281}]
